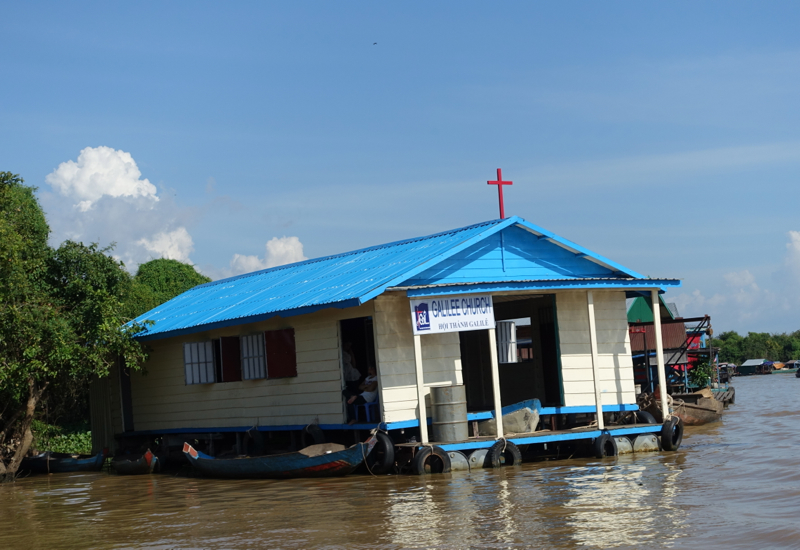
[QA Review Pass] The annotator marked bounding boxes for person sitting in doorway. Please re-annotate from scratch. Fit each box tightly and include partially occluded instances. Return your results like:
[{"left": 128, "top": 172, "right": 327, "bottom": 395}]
[
  {"left": 342, "top": 365, "right": 378, "bottom": 424},
  {"left": 342, "top": 341, "right": 362, "bottom": 392}
]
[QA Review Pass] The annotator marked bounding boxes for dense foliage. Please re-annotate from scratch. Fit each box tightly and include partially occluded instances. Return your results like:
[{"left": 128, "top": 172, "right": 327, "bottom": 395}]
[
  {"left": 711, "top": 330, "right": 800, "bottom": 365},
  {"left": 31, "top": 420, "right": 92, "bottom": 455},
  {"left": 0, "top": 172, "right": 148, "bottom": 479},
  {"left": 689, "top": 361, "right": 713, "bottom": 388}
]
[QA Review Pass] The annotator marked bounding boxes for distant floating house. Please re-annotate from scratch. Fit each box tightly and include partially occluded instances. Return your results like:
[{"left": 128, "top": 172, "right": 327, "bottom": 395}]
[
  {"left": 90, "top": 215, "right": 680, "bottom": 458},
  {"left": 626, "top": 297, "right": 712, "bottom": 392}
]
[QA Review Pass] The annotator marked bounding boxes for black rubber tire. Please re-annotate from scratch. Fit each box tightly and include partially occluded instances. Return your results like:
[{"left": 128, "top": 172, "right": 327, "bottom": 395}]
[
  {"left": 303, "top": 424, "right": 326, "bottom": 445},
  {"left": 635, "top": 410, "right": 657, "bottom": 424},
  {"left": 366, "top": 431, "right": 395, "bottom": 475},
  {"left": 412, "top": 446, "right": 451, "bottom": 475},
  {"left": 485, "top": 440, "right": 522, "bottom": 468},
  {"left": 661, "top": 416, "right": 683, "bottom": 451},
  {"left": 594, "top": 433, "right": 618, "bottom": 458}
]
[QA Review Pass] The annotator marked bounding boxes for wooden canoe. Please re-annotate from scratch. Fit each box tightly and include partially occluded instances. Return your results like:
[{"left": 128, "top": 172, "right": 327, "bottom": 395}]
[
  {"left": 183, "top": 436, "right": 377, "bottom": 479},
  {"left": 19, "top": 451, "right": 105, "bottom": 475},
  {"left": 672, "top": 397, "right": 723, "bottom": 425},
  {"left": 112, "top": 449, "right": 159, "bottom": 475}
]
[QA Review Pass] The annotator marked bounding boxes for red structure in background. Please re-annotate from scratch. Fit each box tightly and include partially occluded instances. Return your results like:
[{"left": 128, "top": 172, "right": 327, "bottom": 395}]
[{"left": 487, "top": 168, "right": 513, "bottom": 219}]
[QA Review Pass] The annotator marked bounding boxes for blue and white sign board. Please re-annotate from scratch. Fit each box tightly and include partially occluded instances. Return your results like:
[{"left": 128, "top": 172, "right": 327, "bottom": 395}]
[{"left": 410, "top": 294, "right": 495, "bottom": 335}]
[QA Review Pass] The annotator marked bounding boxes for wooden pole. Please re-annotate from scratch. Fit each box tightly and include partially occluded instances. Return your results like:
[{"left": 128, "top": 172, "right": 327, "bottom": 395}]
[
  {"left": 651, "top": 289, "right": 670, "bottom": 420},
  {"left": 586, "top": 291, "right": 605, "bottom": 430},
  {"left": 487, "top": 327, "right": 505, "bottom": 438},
  {"left": 413, "top": 334, "right": 429, "bottom": 443}
]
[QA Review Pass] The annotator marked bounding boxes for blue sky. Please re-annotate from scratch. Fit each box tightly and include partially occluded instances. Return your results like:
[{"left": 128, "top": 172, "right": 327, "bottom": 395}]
[{"left": 3, "top": 2, "right": 800, "bottom": 334}]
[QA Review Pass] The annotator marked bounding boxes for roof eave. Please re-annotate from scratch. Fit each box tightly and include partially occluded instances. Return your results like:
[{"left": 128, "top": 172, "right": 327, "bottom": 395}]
[
  {"left": 134, "top": 297, "right": 362, "bottom": 342},
  {"left": 395, "top": 278, "right": 681, "bottom": 297}
]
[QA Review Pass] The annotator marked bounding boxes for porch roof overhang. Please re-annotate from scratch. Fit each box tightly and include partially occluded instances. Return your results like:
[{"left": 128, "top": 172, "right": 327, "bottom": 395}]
[{"left": 391, "top": 277, "right": 681, "bottom": 298}]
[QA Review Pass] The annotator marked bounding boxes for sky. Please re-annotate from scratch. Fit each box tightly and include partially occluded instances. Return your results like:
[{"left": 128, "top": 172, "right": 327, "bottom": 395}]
[{"left": 2, "top": 2, "right": 800, "bottom": 334}]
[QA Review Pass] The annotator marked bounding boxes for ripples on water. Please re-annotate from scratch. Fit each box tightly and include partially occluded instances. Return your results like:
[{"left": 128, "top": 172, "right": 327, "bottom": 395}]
[{"left": 3, "top": 376, "right": 800, "bottom": 549}]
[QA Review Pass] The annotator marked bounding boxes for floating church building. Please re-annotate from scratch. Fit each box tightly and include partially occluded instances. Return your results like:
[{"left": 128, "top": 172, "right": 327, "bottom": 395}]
[{"left": 91, "top": 202, "right": 683, "bottom": 472}]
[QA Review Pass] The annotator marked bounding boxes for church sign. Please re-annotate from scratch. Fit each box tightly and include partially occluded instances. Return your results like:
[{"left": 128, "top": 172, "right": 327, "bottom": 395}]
[{"left": 410, "top": 294, "right": 495, "bottom": 335}]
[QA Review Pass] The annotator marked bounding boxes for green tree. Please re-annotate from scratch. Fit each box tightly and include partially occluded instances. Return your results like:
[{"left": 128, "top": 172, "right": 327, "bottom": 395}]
[
  {"left": 0, "top": 173, "right": 148, "bottom": 480},
  {"left": 124, "top": 258, "right": 210, "bottom": 319},
  {"left": 712, "top": 331, "right": 745, "bottom": 365}
]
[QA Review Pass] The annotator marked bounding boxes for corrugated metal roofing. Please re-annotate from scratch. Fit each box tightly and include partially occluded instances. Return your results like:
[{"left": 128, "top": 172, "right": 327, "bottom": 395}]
[
  {"left": 132, "top": 218, "right": 505, "bottom": 339},
  {"left": 131, "top": 216, "right": 680, "bottom": 341}
]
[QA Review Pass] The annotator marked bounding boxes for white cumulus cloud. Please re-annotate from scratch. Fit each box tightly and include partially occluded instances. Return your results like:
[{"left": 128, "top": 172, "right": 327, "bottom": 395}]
[
  {"left": 670, "top": 230, "right": 800, "bottom": 332},
  {"left": 227, "top": 236, "right": 307, "bottom": 276},
  {"left": 45, "top": 146, "right": 159, "bottom": 211},
  {"left": 137, "top": 227, "right": 195, "bottom": 263},
  {"left": 41, "top": 146, "right": 200, "bottom": 270}
]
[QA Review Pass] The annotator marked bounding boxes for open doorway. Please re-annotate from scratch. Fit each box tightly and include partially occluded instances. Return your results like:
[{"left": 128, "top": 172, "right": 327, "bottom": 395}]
[
  {"left": 459, "top": 295, "right": 563, "bottom": 410},
  {"left": 339, "top": 317, "right": 376, "bottom": 385}
]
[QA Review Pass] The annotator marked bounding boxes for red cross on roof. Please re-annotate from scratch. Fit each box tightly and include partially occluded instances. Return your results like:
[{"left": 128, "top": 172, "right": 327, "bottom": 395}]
[{"left": 487, "top": 168, "right": 513, "bottom": 219}]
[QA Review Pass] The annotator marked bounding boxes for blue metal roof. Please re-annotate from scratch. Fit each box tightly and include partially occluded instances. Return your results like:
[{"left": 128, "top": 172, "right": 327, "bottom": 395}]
[{"left": 131, "top": 216, "right": 680, "bottom": 341}]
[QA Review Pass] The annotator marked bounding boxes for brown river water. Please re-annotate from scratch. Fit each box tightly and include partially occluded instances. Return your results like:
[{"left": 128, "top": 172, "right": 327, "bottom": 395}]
[{"left": 3, "top": 375, "right": 800, "bottom": 549}]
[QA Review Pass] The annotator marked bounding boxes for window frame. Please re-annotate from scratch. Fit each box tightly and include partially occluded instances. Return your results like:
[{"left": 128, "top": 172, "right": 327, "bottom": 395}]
[
  {"left": 240, "top": 333, "right": 267, "bottom": 380},
  {"left": 183, "top": 340, "right": 217, "bottom": 385}
]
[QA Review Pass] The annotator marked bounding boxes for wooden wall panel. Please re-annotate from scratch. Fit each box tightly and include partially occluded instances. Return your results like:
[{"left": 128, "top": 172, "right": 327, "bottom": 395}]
[
  {"left": 373, "top": 293, "right": 463, "bottom": 424},
  {"left": 128, "top": 303, "right": 374, "bottom": 430},
  {"left": 556, "top": 290, "right": 636, "bottom": 408}
]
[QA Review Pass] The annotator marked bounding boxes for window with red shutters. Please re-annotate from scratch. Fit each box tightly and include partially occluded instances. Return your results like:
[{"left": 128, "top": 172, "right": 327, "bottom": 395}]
[
  {"left": 265, "top": 328, "right": 297, "bottom": 378},
  {"left": 219, "top": 336, "right": 242, "bottom": 382}
]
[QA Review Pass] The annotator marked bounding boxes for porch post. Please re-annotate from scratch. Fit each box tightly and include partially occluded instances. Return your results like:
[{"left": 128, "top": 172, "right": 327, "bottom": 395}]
[
  {"left": 651, "top": 289, "right": 670, "bottom": 420},
  {"left": 586, "top": 290, "right": 605, "bottom": 430},
  {"left": 487, "top": 327, "right": 505, "bottom": 438},
  {"left": 413, "top": 334, "right": 429, "bottom": 443}
]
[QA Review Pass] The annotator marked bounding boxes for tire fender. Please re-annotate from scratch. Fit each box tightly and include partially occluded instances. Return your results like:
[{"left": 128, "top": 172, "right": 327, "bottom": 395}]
[
  {"left": 661, "top": 416, "right": 684, "bottom": 451},
  {"left": 412, "top": 445, "right": 451, "bottom": 475},
  {"left": 594, "top": 433, "right": 618, "bottom": 458},
  {"left": 635, "top": 411, "right": 657, "bottom": 424},
  {"left": 486, "top": 440, "right": 522, "bottom": 468},
  {"left": 366, "top": 431, "right": 395, "bottom": 475}
]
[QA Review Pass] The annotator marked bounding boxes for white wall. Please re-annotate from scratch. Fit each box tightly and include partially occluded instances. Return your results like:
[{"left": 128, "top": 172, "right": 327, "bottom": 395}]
[
  {"left": 373, "top": 293, "right": 463, "bottom": 423},
  {"left": 556, "top": 290, "right": 636, "bottom": 407}
]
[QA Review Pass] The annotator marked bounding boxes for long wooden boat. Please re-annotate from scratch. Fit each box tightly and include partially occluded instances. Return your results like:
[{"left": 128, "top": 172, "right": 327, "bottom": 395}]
[
  {"left": 19, "top": 451, "right": 105, "bottom": 475},
  {"left": 183, "top": 436, "right": 377, "bottom": 479},
  {"left": 112, "top": 449, "right": 159, "bottom": 475},
  {"left": 671, "top": 397, "right": 723, "bottom": 425}
]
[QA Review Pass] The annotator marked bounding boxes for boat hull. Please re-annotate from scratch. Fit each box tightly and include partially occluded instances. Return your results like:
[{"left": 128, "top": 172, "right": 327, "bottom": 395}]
[
  {"left": 672, "top": 398, "right": 723, "bottom": 425},
  {"left": 112, "top": 450, "right": 158, "bottom": 475},
  {"left": 183, "top": 442, "right": 370, "bottom": 479},
  {"left": 19, "top": 451, "right": 105, "bottom": 475}
]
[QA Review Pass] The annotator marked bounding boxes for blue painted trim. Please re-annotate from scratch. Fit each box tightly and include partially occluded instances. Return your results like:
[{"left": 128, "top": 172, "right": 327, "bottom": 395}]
[
  {"left": 383, "top": 418, "right": 428, "bottom": 430},
  {"left": 433, "top": 425, "right": 658, "bottom": 452},
  {"left": 386, "top": 403, "right": 639, "bottom": 430},
  {"left": 403, "top": 279, "right": 681, "bottom": 298},
  {"left": 119, "top": 421, "right": 390, "bottom": 438},
  {"left": 540, "top": 404, "right": 639, "bottom": 415},
  {"left": 135, "top": 298, "right": 361, "bottom": 342}
]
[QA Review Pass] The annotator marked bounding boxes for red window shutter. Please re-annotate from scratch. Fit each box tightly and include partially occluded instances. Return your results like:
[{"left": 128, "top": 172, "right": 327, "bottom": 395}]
[
  {"left": 220, "top": 336, "right": 242, "bottom": 382},
  {"left": 265, "top": 328, "right": 297, "bottom": 378}
]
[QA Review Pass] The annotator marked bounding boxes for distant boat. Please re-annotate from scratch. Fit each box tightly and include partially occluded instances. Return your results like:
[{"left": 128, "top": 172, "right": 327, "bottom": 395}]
[
  {"left": 19, "top": 451, "right": 105, "bottom": 475},
  {"left": 112, "top": 449, "right": 159, "bottom": 475},
  {"left": 182, "top": 436, "right": 377, "bottom": 479}
]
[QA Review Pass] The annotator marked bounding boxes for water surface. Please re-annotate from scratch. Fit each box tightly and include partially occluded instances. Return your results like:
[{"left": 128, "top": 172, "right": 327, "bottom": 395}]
[{"left": 3, "top": 375, "right": 799, "bottom": 549}]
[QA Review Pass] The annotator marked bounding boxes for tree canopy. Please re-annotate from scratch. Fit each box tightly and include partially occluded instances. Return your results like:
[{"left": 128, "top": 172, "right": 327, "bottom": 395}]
[
  {"left": 712, "top": 330, "right": 800, "bottom": 365},
  {"left": 0, "top": 172, "right": 149, "bottom": 479},
  {"left": 124, "top": 258, "right": 211, "bottom": 320}
]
